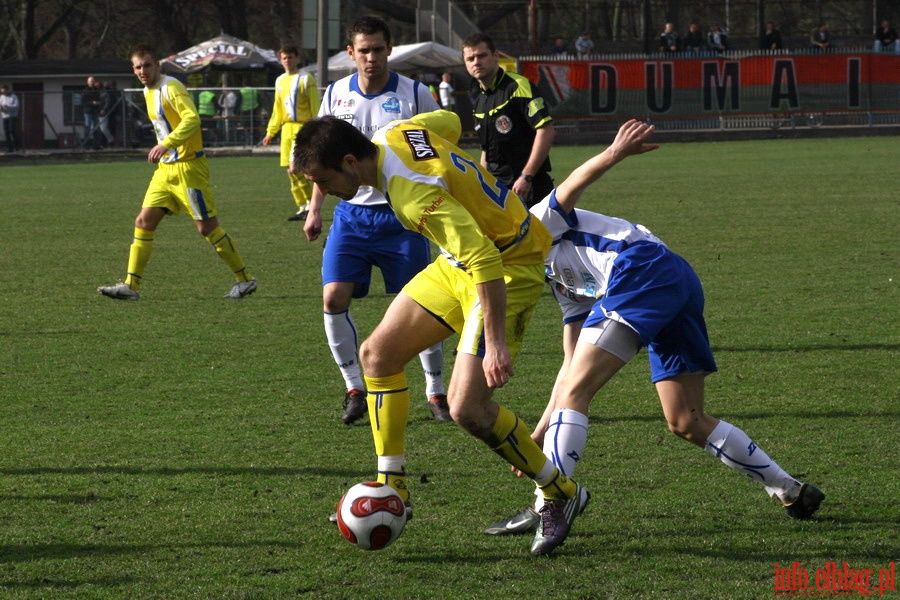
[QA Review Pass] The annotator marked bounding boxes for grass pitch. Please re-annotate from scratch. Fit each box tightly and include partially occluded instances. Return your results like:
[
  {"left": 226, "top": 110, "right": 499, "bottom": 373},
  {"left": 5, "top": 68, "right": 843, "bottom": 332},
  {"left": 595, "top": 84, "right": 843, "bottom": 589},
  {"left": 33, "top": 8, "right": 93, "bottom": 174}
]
[{"left": 1, "top": 136, "right": 897, "bottom": 599}]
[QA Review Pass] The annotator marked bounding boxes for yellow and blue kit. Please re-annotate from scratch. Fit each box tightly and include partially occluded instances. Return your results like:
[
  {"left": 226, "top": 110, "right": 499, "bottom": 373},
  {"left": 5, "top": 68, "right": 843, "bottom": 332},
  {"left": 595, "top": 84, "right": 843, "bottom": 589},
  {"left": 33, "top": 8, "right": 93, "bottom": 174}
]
[{"left": 266, "top": 70, "right": 320, "bottom": 167}]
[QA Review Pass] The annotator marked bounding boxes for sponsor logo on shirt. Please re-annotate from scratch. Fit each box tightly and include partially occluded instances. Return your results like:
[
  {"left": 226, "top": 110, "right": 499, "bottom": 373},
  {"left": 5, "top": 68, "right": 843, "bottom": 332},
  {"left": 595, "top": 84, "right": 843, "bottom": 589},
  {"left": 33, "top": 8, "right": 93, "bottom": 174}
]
[
  {"left": 495, "top": 114, "right": 513, "bottom": 134},
  {"left": 415, "top": 196, "right": 445, "bottom": 233},
  {"left": 382, "top": 97, "right": 401, "bottom": 113},
  {"left": 403, "top": 129, "right": 438, "bottom": 161},
  {"left": 338, "top": 98, "right": 356, "bottom": 109}
]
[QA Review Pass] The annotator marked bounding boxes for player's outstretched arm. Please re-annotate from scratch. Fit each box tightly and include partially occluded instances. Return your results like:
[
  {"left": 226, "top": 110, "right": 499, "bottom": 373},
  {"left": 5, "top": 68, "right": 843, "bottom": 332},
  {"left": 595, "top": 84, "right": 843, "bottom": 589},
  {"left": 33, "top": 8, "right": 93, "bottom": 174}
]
[{"left": 554, "top": 119, "right": 658, "bottom": 213}]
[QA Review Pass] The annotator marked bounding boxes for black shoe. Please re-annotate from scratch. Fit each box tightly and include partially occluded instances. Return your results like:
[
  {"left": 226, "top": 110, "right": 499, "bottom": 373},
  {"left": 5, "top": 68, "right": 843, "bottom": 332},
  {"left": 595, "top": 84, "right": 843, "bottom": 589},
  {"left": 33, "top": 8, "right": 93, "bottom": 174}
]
[
  {"left": 288, "top": 209, "right": 309, "bottom": 221},
  {"left": 427, "top": 394, "right": 452, "bottom": 421},
  {"left": 784, "top": 483, "right": 824, "bottom": 519},
  {"left": 483, "top": 506, "right": 540, "bottom": 535},
  {"left": 341, "top": 389, "right": 367, "bottom": 424}
]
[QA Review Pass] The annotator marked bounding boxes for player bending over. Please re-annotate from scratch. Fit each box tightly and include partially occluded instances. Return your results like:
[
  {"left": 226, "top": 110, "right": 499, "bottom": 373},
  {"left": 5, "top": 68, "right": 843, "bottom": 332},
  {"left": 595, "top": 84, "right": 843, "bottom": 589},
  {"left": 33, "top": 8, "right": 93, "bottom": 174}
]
[
  {"left": 484, "top": 119, "right": 825, "bottom": 536},
  {"left": 293, "top": 110, "right": 587, "bottom": 556}
]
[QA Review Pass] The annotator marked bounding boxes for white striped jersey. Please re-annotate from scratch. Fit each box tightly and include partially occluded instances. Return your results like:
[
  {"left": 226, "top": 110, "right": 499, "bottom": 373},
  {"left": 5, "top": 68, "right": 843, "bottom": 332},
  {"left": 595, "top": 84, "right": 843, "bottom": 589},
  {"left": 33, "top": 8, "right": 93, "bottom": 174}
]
[
  {"left": 318, "top": 71, "right": 440, "bottom": 207},
  {"left": 530, "top": 193, "right": 665, "bottom": 322},
  {"left": 143, "top": 75, "right": 203, "bottom": 163}
]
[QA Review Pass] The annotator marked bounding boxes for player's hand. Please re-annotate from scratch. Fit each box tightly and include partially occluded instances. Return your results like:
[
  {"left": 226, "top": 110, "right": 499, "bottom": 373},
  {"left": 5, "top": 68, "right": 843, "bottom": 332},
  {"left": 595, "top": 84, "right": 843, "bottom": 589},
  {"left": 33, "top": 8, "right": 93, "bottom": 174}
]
[
  {"left": 610, "top": 119, "right": 659, "bottom": 161},
  {"left": 511, "top": 177, "right": 532, "bottom": 202},
  {"left": 261, "top": 135, "right": 272, "bottom": 146},
  {"left": 147, "top": 144, "right": 168, "bottom": 163},
  {"left": 482, "top": 344, "right": 513, "bottom": 389},
  {"left": 303, "top": 212, "right": 323, "bottom": 241}
]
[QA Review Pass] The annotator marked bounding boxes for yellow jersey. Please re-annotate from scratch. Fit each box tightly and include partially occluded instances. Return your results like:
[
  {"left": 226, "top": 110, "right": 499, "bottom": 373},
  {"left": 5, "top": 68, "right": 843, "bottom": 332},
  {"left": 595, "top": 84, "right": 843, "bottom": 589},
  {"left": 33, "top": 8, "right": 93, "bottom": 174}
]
[
  {"left": 144, "top": 75, "right": 203, "bottom": 163},
  {"left": 266, "top": 70, "right": 320, "bottom": 136},
  {"left": 373, "top": 110, "right": 551, "bottom": 285}
]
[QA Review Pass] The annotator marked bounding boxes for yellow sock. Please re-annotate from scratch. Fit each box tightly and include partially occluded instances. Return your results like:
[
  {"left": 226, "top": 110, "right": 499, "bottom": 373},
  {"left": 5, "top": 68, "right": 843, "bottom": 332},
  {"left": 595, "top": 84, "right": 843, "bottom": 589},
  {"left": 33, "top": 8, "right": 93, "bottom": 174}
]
[
  {"left": 125, "top": 227, "right": 155, "bottom": 291},
  {"left": 204, "top": 226, "right": 251, "bottom": 281},
  {"left": 365, "top": 373, "right": 410, "bottom": 500},
  {"left": 290, "top": 173, "right": 312, "bottom": 211},
  {"left": 538, "top": 469, "right": 577, "bottom": 501},
  {"left": 489, "top": 406, "right": 576, "bottom": 500}
]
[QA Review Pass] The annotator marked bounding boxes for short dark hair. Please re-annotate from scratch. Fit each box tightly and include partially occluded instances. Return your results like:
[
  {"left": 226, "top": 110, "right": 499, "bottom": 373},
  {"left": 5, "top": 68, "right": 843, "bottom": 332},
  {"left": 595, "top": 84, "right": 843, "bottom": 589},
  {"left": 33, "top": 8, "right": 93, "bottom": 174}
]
[
  {"left": 347, "top": 15, "right": 391, "bottom": 47},
  {"left": 292, "top": 117, "right": 377, "bottom": 173},
  {"left": 278, "top": 45, "right": 300, "bottom": 56},
  {"left": 462, "top": 32, "right": 496, "bottom": 53},
  {"left": 131, "top": 44, "right": 160, "bottom": 62}
]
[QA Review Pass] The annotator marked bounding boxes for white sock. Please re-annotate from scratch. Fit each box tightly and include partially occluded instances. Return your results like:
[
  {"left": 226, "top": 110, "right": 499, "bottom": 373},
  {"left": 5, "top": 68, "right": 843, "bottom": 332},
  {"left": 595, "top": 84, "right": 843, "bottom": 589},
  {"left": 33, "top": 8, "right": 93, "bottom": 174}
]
[
  {"left": 324, "top": 310, "right": 365, "bottom": 392},
  {"left": 417, "top": 342, "right": 445, "bottom": 397},
  {"left": 377, "top": 455, "right": 405, "bottom": 474},
  {"left": 529, "top": 408, "right": 589, "bottom": 511},
  {"left": 543, "top": 408, "right": 589, "bottom": 477},
  {"left": 705, "top": 420, "right": 801, "bottom": 502}
]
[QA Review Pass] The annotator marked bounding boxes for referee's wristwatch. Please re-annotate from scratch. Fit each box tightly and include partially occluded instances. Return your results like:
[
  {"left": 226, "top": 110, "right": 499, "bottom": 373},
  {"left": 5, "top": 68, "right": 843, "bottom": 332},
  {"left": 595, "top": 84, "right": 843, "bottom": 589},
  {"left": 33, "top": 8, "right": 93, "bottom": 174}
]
[{"left": 520, "top": 173, "right": 534, "bottom": 183}]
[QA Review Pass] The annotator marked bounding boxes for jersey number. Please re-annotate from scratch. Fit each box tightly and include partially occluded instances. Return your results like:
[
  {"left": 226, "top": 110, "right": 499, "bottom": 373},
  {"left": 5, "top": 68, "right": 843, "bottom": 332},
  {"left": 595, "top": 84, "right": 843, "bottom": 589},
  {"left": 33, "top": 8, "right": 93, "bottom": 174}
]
[{"left": 450, "top": 152, "right": 509, "bottom": 209}]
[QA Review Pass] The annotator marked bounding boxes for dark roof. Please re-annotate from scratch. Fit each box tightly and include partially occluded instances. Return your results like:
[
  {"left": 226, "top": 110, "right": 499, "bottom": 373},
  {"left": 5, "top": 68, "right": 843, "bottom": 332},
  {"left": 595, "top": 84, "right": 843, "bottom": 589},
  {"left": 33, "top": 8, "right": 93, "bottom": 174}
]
[{"left": 0, "top": 59, "right": 133, "bottom": 78}]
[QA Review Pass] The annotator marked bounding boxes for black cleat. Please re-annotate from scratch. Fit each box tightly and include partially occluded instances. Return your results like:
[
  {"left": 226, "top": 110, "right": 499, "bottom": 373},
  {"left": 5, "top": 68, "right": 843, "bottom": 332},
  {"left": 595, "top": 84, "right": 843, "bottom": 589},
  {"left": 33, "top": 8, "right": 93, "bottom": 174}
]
[
  {"left": 341, "top": 389, "right": 367, "bottom": 425},
  {"left": 784, "top": 483, "right": 825, "bottom": 519}
]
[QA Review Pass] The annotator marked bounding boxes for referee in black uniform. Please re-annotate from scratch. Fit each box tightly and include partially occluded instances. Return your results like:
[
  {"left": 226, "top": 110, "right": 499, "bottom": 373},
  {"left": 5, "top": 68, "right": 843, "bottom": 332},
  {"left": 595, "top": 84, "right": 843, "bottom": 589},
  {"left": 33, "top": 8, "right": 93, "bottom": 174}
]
[{"left": 463, "top": 33, "right": 556, "bottom": 208}]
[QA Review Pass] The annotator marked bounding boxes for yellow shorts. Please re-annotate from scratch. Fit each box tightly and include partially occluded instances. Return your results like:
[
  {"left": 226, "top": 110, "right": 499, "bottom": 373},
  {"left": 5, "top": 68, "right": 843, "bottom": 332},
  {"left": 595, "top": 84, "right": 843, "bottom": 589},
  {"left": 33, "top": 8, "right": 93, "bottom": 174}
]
[
  {"left": 143, "top": 155, "right": 217, "bottom": 220},
  {"left": 279, "top": 121, "right": 302, "bottom": 167},
  {"left": 404, "top": 258, "right": 545, "bottom": 359}
]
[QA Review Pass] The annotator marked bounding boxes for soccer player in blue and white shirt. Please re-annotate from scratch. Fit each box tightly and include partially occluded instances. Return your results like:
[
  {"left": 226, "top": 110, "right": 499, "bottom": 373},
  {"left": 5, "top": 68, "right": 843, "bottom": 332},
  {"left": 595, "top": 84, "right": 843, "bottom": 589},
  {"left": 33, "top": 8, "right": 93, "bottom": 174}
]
[
  {"left": 484, "top": 120, "right": 824, "bottom": 535},
  {"left": 301, "top": 16, "right": 448, "bottom": 425}
]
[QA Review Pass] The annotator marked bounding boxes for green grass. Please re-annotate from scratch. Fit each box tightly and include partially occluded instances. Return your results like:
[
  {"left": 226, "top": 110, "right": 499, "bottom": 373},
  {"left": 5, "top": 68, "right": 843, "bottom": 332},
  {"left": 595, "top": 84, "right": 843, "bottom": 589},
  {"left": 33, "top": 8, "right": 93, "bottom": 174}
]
[{"left": 1, "top": 137, "right": 898, "bottom": 599}]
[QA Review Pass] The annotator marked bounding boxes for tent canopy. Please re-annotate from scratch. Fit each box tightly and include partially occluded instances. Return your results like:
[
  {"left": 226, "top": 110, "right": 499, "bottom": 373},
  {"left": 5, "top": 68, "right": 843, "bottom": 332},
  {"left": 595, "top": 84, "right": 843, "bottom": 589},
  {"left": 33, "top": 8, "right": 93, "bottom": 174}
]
[
  {"left": 161, "top": 34, "right": 279, "bottom": 74},
  {"left": 318, "top": 41, "right": 462, "bottom": 81}
]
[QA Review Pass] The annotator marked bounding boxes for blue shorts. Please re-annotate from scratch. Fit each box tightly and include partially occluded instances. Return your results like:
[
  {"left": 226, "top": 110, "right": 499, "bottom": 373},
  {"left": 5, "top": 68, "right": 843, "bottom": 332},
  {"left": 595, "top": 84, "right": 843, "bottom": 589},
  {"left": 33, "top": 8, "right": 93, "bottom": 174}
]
[
  {"left": 322, "top": 202, "right": 431, "bottom": 298},
  {"left": 583, "top": 242, "right": 718, "bottom": 383}
]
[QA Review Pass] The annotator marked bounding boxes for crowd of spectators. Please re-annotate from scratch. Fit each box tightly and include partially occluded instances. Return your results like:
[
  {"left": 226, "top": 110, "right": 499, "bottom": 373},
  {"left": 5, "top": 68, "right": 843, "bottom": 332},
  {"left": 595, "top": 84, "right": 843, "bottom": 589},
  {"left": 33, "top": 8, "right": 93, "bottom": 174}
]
[{"left": 541, "top": 18, "right": 900, "bottom": 57}]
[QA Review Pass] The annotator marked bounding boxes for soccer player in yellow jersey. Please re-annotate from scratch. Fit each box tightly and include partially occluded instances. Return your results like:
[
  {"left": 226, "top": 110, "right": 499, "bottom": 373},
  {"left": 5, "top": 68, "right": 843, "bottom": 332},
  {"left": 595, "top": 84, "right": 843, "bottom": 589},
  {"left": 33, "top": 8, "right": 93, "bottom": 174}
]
[
  {"left": 98, "top": 45, "right": 256, "bottom": 300},
  {"left": 293, "top": 110, "right": 588, "bottom": 556},
  {"left": 262, "top": 45, "right": 320, "bottom": 221}
]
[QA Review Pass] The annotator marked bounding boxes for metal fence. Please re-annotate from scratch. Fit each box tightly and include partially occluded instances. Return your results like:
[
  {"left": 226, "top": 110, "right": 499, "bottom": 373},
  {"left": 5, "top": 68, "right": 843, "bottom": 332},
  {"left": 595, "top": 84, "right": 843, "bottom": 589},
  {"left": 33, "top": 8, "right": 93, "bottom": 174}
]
[
  {"left": 3, "top": 49, "right": 899, "bottom": 153},
  {"left": 1, "top": 86, "right": 275, "bottom": 152}
]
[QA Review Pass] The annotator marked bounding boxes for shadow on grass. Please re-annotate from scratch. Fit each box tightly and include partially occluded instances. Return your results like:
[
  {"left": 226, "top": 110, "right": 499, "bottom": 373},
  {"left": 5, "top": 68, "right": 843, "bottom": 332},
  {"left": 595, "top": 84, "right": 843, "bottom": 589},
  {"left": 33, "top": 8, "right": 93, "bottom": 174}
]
[
  {"left": 712, "top": 343, "right": 900, "bottom": 353},
  {"left": 0, "top": 539, "right": 300, "bottom": 565},
  {"left": 0, "top": 466, "right": 370, "bottom": 478},
  {"left": 0, "top": 575, "right": 142, "bottom": 590}
]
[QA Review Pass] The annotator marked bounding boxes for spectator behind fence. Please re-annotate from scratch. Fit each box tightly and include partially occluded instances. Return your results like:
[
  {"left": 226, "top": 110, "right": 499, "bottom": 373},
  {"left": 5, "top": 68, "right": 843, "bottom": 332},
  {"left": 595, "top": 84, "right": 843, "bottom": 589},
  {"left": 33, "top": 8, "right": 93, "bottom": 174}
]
[
  {"left": 874, "top": 19, "right": 900, "bottom": 53},
  {"left": 574, "top": 31, "right": 594, "bottom": 58},
  {"left": 684, "top": 23, "right": 705, "bottom": 53},
  {"left": 438, "top": 72, "right": 456, "bottom": 111},
  {"left": 707, "top": 23, "right": 729, "bottom": 53},
  {"left": 81, "top": 76, "right": 103, "bottom": 149},
  {"left": 549, "top": 36, "right": 570, "bottom": 56},
  {"left": 218, "top": 85, "right": 239, "bottom": 117},
  {"left": 810, "top": 23, "right": 832, "bottom": 52},
  {"left": 197, "top": 88, "right": 218, "bottom": 117},
  {"left": 659, "top": 22, "right": 681, "bottom": 53},
  {"left": 97, "top": 80, "right": 119, "bottom": 148},
  {"left": 763, "top": 21, "right": 784, "bottom": 50},
  {"left": 0, "top": 84, "right": 20, "bottom": 152}
]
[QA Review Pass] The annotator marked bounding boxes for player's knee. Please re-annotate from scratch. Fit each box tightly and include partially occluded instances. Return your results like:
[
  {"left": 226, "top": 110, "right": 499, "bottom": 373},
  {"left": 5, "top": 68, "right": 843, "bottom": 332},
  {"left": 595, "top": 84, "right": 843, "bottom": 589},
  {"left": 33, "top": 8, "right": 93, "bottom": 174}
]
[
  {"left": 323, "top": 286, "right": 352, "bottom": 313},
  {"left": 665, "top": 416, "right": 707, "bottom": 446},
  {"left": 359, "top": 338, "right": 396, "bottom": 376}
]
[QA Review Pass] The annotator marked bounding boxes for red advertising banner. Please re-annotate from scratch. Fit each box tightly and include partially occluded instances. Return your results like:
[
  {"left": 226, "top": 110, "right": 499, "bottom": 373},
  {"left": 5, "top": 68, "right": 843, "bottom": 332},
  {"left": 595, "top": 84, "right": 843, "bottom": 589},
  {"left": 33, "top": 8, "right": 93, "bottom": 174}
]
[{"left": 519, "top": 53, "right": 900, "bottom": 119}]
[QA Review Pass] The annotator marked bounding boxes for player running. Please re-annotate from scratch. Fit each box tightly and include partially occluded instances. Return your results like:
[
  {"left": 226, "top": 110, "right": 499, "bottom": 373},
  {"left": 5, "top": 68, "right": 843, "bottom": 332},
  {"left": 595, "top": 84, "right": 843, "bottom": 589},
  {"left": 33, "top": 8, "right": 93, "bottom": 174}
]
[{"left": 98, "top": 45, "right": 256, "bottom": 300}]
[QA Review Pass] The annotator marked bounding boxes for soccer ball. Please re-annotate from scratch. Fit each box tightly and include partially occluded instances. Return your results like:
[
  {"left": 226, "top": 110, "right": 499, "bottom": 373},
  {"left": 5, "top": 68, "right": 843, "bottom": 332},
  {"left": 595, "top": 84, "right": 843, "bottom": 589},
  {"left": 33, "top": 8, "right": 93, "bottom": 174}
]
[{"left": 336, "top": 482, "right": 407, "bottom": 550}]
